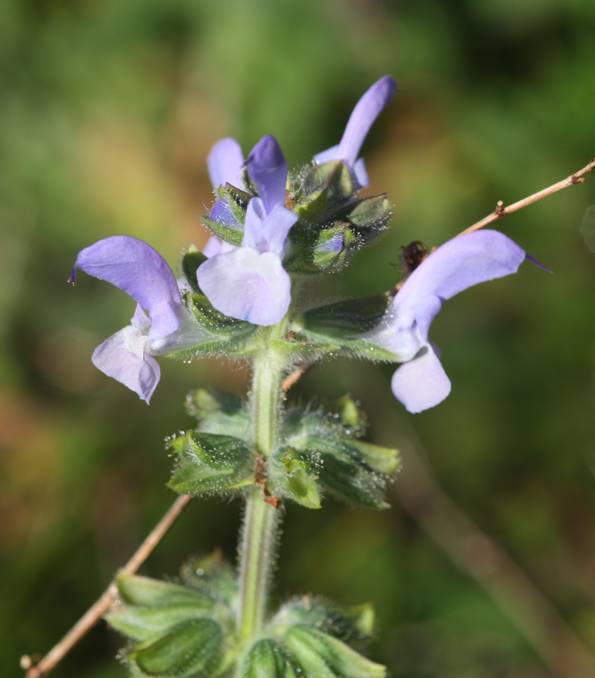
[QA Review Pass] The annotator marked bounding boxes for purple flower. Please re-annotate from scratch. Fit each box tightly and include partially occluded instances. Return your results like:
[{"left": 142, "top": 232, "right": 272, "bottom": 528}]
[
  {"left": 203, "top": 137, "right": 246, "bottom": 257},
  {"left": 198, "top": 135, "right": 297, "bottom": 326},
  {"left": 367, "top": 230, "right": 527, "bottom": 413},
  {"left": 314, "top": 76, "right": 397, "bottom": 187},
  {"left": 71, "top": 236, "right": 186, "bottom": 403}
]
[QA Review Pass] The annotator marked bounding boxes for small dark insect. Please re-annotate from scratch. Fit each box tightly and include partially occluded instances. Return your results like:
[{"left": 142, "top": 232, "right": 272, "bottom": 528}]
[{"left": 400, "top": 240, "right": 429, "bottom": 274}]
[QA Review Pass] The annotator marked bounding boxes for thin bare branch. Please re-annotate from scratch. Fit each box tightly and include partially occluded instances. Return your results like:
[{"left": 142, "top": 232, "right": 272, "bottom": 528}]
[
  {"left": 461, "top": 158, "right": 595, "bottom": 235},
  {"left": 395, "top": 425, "right": 595, "bottom": 677},
  {"left": 22, "top": 494, "right": 192, "bottom": 677}
]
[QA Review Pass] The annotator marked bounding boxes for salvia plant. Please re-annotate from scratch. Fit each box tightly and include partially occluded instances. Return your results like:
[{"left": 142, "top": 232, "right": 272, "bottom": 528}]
[{"left": 66, "top": 76, "right": 537, "bottom": 676}]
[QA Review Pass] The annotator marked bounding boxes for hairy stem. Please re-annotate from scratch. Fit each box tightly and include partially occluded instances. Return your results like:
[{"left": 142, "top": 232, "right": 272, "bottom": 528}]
[{"left": 238, "top": 335, "right": 286, "bottom": 643}]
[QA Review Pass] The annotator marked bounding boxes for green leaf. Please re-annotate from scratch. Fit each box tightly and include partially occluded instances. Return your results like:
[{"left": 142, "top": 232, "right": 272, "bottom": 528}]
[
  {"left": 116, "top": 574, "right": 211, "bottom": 608},
  {"left": 131, "top": 618, "right": 222, "bottom": 677},
  {"left": 167, "top": 431, "right": 255, "bottom": 496},
  {"left": 241, "top": 639, "right": 301, "bottom": 678},
  {"left": 181, "top": 247, "right": 207, "bottom": 293},
  {"left": 270, "top": 447, "right": 321, "bottom": 509},
  {"left": 284, "top": 626, "right": 385, "bottom": 678},
  {"left": 185, "top": 389, "right": 250, "bottom": 440}
]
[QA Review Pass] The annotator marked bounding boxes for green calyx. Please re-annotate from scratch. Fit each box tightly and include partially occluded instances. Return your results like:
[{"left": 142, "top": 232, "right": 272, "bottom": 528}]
[
  {"left": 106, "top": 556, "right": 238, "bottom": 677},
  {"left": 107, "top": 560, "right": 386, "bottom": 678},
  {"left": 166, "top": 431, "right": 255, "bottom": 496},
  {"left": 284, "top": 161, "right": 393, "bottom": 274},
  {"left": 279, "top": 398, "right": 400, "bottom": 510},
  {"left": 202, "top": 183, "right": 252, "bottom": 247},
  {"left": 191, "top": 159, "right": 393, "bottom": 280},
  {"left": 166, "top": 390, "right": 399, "bottom": 510},
  {"left": 238, "top": 596, "right": 384, "bottom": 677}
]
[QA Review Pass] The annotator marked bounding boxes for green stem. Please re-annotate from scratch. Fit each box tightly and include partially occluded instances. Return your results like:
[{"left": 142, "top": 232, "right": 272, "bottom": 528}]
[
  {"left": 238, "top": 487, "right": 279, "bottom": 642},
  {"left": 238, "top": 334, "right": 285, "bottom": 643}
]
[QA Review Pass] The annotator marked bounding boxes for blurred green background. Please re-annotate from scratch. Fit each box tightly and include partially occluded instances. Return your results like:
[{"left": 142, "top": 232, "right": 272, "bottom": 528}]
[{"left": 1, "top": 1, "right": 594, "bottom": 676}]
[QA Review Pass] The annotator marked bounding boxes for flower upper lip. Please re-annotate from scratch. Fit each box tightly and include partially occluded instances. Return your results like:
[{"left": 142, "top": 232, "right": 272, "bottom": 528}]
[{"left": 314, "top": 75, "right": 397, "bottom": 187}]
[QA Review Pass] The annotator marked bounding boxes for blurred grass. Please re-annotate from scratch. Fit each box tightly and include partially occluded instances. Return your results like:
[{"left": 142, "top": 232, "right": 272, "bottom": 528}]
[{"left": 1, "top": 0, "right": 594, "bottom": 675}]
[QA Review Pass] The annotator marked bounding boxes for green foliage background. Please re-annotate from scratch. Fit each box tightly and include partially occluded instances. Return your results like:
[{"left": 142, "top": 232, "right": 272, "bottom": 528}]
[{"left": 1, "top": 1, "right": 594, "bottom": 675}]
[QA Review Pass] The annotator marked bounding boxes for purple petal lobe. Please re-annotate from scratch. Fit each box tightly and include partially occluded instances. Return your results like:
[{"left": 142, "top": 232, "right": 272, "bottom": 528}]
[
  {"left": 243, "top": 198, "right": 297, "bottom": 255},
  {"left": 73, "top": 236, "right": 182, "bottom": 338},
  {"left": 208, "top": 197, "right": 241, "bottom": 227},
  {"left": 338, "top": 76, "right": 397, "bottom": 167},
  {"left": 313, "top": 144, "right": 341, "bottom": 165},
  {"left": 391, "top": 346, "right": 451, "bottom": 413},
  {"left": 92, "top": 327, "right": 160, "bottom": 403},
  {"left": 197, "top": 247, "right": 291, "bottom": 326},
  {"left": 247, "top": 135, "right": 288, "bottom": 213},
  {"left": 207, "top": 137, "right": 244, "bottom": 188},
  {"left": 395, "top": 230, "right": 526, "bottom": 335},
  {"left": 353, "top": 158, "right": 369, "bottom": 187},
  {"left": 202, "top": 235, "right": 237, "bottom": 258}
]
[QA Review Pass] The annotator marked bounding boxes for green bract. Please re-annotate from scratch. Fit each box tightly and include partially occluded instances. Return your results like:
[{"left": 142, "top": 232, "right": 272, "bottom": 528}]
[{"left": 165, "top": 390, "right": 399, "bottom": 509}]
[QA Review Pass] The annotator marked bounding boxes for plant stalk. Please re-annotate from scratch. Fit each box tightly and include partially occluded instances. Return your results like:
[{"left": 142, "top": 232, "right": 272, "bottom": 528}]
[{"left": 238, "top": 334, "right": 285, "bottom": 643}]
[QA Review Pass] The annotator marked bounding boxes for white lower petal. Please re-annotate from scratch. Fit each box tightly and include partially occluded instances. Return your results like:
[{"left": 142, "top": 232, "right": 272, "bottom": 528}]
[
  {"left": 391, "top": 345, "right": 451, "bottom": 413},
  {"left": 197, "top": 247, "right": 291, "bottom": 326},
  {"left": 92, "top": 326, "right": 160, "bottom": 404}
]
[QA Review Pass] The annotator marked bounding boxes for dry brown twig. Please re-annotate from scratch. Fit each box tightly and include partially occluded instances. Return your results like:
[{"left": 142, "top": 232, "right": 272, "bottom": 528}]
[
  {"left": 21, "top": 159, "right": 594, "bottom": 675},
  {"left": 21, "top": 494, "right": 192, "bottom": 677},
  {"left": 461, "top": 158, "right": 595, "bottom": 235}
]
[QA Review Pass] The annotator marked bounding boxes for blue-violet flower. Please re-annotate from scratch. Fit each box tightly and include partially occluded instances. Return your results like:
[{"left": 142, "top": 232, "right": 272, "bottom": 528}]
[
  {"left": 198, "top": 135, "right": 297, "bottom": 326},
  {"left": 367, "top": 230, "right": 527, "bottom": 413},
  {"left": 70, "top": 236, "right": 187, "bottom": 403}
]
